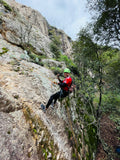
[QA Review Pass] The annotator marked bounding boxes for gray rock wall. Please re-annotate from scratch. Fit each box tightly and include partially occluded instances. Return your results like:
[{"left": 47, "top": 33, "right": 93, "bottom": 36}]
[
  {"left": 0, "top": 0, "right": 72, "bottom": 58},
  {"left": 0, "top": 37, "right": 72, "bottom": 159},
  {"left": 0, "top": 1, "right": 75, "bottom": 159}
]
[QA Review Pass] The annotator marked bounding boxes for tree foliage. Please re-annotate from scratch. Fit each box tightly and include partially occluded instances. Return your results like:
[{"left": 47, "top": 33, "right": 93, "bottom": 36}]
[
  {"left": 87, "top": 0, "right": 120, "bottom": 48},
  {"left": 69, "top": 1, "right": 120, "bottom": 158},
  {"left": 49, "top": 31, "right": 61, "bottom": 59},
  {"left": 72, "top": 26, "right": 120, "bottom": 159}
]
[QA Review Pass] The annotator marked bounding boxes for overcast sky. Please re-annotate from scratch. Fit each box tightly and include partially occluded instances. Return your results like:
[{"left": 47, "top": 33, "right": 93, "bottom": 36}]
[{"left": 15, "top": 0, "right": 91, "bottom": 40}]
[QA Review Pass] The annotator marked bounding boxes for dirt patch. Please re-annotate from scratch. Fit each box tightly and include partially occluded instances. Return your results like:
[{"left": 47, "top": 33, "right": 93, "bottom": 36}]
[{"left": 96, "top": 114, "right": 120, "bottom": 160}]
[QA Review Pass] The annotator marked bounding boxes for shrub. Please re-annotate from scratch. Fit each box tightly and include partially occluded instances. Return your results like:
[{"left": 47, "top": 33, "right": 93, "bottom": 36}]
[
  {"left": 59, "top": 54, "right": 79, "bottom": 76},
  {"left": 50, "top": 42, "right": 61, "bottom": 59},
  {"left": 101, "top": 91, "right": 120, "bottom": 113},
  {"left": 0, "top": 0, "right": 12, "bottom": 12},
  {"left": 0, "top": 47, "right": 9, "bottom": 56},
  {"left": 29, "top": 53, "right": 44, "bottom": 66},
  {"left": 49, "top": 28, "right": 62, "bottom": 60},
  {"left": 50, "top": 67, "right": 62, "bottom": 75}
]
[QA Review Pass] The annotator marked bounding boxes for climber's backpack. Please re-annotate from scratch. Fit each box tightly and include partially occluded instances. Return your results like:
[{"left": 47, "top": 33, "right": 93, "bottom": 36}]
[{"left": 69, "top": 84, "right": 76, "bottom": 93}]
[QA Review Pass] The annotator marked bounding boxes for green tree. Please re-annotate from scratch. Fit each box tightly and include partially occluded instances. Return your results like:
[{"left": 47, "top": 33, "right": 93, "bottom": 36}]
[
  {"left": 73, "top": 28, "right": 101, "bottom": 158},
  {"left": 87, "top": 0, "right": 120, "bottom": 48},
  {"left": 72, "top": 27, "right": 120, "bottom": 159}
]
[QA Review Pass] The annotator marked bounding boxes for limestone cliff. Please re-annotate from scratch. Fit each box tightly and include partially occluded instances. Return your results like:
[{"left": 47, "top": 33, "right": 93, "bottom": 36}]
[
  {"left": 0, "top": 37, "right": 73, "bottom": 159},
  {"left": 0, "top": 1, "right": 75, "bottom": 159},
  {"left": 0, "top": 0, "right": 72, "bottom": 58}
]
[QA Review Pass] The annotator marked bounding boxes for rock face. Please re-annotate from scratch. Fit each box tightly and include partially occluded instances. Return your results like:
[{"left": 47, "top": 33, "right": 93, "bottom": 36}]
[
  {"left": 0, "top": 1, "right": 75, "bottom": 159},
  {"left": 0, "top": 0, "right": 72, "bottom": 58},
  {"left": 42, "top": 58, "right": 66, "bottom": 69},
  {"left": 0, "top": 111, "right": 39, "bottom": 160},
  {"left": 0, "top": 36, "right": 72, "bottom": 159},
  {"left": 49, "top": 27, "right": 73, "bottom": 58}
]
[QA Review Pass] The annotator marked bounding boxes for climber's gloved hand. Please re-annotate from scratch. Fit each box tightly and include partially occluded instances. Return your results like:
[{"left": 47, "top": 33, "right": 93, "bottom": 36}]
[{"left": 57, "top": 74, "right": 60, "bottom": 79}]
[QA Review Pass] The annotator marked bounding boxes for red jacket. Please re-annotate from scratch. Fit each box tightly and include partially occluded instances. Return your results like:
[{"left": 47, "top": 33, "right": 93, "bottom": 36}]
[{"left": 59, "top": 76, "right": 72, "bottom": 91}]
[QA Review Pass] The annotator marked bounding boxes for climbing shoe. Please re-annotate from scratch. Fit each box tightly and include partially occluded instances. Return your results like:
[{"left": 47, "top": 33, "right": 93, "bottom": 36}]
[
  {"left": 50, "top": 102, "right": 55, "bottom": 109},
  {"left": 41, "top": 104, "right": 46, "bottom": 113}
]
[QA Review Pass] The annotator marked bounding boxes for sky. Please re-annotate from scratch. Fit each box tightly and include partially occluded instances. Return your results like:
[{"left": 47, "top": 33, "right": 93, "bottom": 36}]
[{"left": 15, "top": 0, "right": 91, "bottom": 40}]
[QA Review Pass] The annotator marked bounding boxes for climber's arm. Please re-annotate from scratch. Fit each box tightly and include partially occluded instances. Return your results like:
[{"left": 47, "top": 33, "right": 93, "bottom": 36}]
[
  {"left": 57, "top": 74, "right": 62, "bottom": 83},
  {"left": 58, "top": 82, "right": 67, "bottom": 88}
]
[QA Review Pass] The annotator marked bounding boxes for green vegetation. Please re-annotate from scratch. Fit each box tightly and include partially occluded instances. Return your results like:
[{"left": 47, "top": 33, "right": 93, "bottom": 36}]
[
  {"left": 7, "top": 1, "right": 119, "bottom": 158},
  {"left": 58, "top": 54, "right": 79, "bottom": 76},
  {"left": 50, "top": 66, "right": 62, "bottom": 75},
  {"left": 49, "top": 28, "right": 62, "bottom": 59},
  {"left": 20, "top": 43, "right": 46, "bottom": 66},
  {"left": 57, "top": 6, "right": 120, "bottom": 157},
  {"left": 29, "top": 53, "right": 44, "bottom": 66},
  {"left": 50, "top": 42, "right": 61, "bottom": 59},
  {"left": 0, "top": 0, "right": 119, "bottom": 158},
  {"left": 0, "top": 0, "right": 12, "bottom": 12},
  {"left": 23, "top": 106, "right": 59, "bottom": 160},
  {"left": 87, "top": 0, "right": 120, "bottom": 48},
  {"left": 48, "top": 24, "right": 120, "bottom": 159},
  {"left": 0, "top": 18, "right": 2, "bottom": 23},
  {"left": 20, "top": 43, "right": 37, "bottom": 54},
  {"left": 0, "top": 47, "right": 9, "bottom": 56},
  {"left": 67, "top": 23, "right": 120, "bottom": 159}
]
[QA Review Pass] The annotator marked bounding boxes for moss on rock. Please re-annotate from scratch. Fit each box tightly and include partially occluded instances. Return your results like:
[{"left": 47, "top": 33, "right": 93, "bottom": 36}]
[
  {"left": 0, "top": 0, "right": 12, "bottom": 12},
  {"left": 23, "top": 105, "right": 61, "bottom": 160}
]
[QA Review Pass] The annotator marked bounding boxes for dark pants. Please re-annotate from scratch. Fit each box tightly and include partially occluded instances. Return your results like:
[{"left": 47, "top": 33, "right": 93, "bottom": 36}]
[{"left": 46, "top": 90, "right": 69, "bottom": 109}]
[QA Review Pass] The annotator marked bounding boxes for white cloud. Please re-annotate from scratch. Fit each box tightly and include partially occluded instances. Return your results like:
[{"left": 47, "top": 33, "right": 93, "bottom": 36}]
[{"left": 16, "top": 0, "right": 91, "bottom": 40}]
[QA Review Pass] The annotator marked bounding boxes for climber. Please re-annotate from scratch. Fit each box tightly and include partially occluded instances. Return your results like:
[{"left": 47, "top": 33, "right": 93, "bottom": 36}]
[{"left": 41, "top": 68, "right": 72, "bottom": 112}]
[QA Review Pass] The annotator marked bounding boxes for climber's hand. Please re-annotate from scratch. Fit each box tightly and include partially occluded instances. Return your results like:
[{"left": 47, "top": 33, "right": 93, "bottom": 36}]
[{"left": 57, "top": 74, "right": 60, "bottom": 79}]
